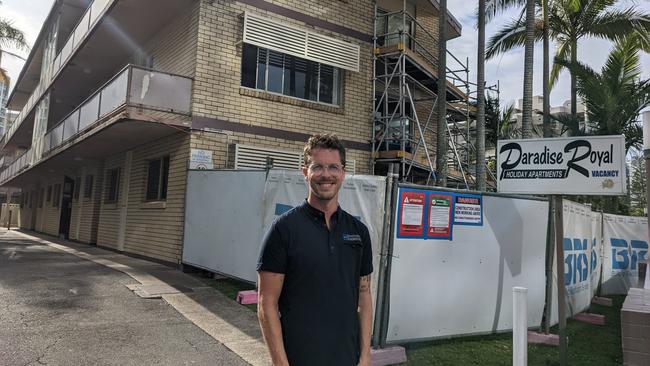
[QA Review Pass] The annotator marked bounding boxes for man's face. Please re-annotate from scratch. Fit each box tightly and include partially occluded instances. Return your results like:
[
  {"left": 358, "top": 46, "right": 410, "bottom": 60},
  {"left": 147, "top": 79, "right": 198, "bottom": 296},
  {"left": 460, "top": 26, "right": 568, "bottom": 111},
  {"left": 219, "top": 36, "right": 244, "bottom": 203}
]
[{"left": 302, "top": 148, "right": 345, "bottom": 203}]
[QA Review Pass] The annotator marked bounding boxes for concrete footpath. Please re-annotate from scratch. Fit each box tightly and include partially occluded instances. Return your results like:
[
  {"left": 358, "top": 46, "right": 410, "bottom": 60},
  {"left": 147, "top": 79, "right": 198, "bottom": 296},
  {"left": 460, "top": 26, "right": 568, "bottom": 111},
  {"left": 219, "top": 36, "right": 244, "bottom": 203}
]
[{"left": 0, "top": 229, "right": 269, "bottom": 366}]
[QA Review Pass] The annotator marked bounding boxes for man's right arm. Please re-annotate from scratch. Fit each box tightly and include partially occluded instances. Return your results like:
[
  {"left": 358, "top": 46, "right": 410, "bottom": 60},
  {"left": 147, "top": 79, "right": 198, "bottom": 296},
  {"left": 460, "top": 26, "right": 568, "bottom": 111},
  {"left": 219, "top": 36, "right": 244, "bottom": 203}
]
[{"left": 258, "top": 271, "right": 289, "bottom": 366}]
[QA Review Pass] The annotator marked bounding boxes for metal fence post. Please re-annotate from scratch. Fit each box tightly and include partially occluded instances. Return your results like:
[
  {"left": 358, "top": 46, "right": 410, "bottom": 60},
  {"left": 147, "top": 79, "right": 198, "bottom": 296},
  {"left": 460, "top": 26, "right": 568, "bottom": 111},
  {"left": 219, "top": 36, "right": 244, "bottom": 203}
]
[{"left": 372, "top": 163, "right": 399, "bottom": 348}]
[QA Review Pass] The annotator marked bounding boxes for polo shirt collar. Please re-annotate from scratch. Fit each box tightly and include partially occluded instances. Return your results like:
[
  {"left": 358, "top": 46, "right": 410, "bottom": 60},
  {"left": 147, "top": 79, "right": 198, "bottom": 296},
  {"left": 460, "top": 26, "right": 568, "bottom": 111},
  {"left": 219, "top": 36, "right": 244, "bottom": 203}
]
[{"left": 301, "top": 200, "right": 342, "bottom": 222}]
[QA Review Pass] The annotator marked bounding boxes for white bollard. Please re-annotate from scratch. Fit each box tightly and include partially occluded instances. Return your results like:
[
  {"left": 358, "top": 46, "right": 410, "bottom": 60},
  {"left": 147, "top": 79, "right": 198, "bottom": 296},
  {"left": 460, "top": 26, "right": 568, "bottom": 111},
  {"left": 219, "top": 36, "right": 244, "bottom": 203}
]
[{"left": 513, "top": 287, "right": 528, "bottom": 366}]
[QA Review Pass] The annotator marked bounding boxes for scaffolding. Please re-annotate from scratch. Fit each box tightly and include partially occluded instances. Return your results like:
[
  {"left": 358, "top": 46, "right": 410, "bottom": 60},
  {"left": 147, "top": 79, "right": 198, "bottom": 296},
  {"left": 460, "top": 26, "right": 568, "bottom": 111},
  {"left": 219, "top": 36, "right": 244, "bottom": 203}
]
[{"left": 371, "top": 1, "right": 498, "bottom": 189}]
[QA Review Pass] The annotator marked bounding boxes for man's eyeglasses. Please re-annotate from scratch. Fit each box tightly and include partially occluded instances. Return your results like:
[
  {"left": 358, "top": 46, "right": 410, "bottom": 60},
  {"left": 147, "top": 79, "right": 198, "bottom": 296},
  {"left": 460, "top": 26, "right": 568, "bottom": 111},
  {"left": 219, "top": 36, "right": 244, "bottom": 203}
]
[{"left": 307, "top": 164, "right": 345, "bottom": 175}]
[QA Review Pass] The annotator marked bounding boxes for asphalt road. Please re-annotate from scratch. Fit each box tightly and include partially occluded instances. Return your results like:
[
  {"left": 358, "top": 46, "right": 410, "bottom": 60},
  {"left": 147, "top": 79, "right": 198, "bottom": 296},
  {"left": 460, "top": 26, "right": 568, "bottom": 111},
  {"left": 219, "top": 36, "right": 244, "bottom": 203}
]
[{"left": 0, "top": 231, "right": 248, "bottom": 366}]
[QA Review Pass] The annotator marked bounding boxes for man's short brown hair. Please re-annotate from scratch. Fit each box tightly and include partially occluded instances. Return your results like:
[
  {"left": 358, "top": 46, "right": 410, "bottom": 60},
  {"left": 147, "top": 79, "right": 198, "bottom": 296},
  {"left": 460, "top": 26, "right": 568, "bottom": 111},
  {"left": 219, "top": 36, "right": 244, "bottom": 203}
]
[{"left": 303, "top": 134, "right": 346, "bottom": 167}]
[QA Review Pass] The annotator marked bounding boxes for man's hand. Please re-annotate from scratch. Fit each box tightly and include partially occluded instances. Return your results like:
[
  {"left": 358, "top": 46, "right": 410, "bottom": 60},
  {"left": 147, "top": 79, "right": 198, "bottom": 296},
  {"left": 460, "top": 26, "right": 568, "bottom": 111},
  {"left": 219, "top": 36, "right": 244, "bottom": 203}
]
[
  {"left": 358, "top": 352, "right": 372, "bottom": 366},
  {"left": 358, "top": 275, "right": 373, "bottom": 366}
]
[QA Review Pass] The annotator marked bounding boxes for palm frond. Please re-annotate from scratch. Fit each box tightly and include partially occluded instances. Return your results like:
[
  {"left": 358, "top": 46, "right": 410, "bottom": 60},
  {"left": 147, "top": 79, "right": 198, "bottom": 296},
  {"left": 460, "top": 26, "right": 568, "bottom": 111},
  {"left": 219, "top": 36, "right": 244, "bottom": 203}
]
[
  {"left": 0, "top": 18, "right": 27, "bottom": 50},
  {"left": 486, "top": 16, "right": 543, "bottom": 59},
  {"left": 484, "top": 0, "right": 528, "bottom": 23}
]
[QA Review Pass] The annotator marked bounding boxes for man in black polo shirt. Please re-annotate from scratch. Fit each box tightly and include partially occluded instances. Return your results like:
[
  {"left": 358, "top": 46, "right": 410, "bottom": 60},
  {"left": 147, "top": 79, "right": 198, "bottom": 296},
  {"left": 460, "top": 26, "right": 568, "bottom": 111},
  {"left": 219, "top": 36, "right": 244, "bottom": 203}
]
[{"left": 257, "top": 134, "right": 373, "bottom": 366}]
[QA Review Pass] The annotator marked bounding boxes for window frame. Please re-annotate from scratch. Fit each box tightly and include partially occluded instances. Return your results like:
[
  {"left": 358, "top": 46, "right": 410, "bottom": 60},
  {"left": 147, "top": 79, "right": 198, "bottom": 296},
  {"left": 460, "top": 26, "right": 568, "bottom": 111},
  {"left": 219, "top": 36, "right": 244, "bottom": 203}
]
[
  {"left": 73, "top": 177, "right": 81, "bottom": 200},
  {"left": 46, "top": 185, "right": 52, "bottom": 202},
  {"left": 145, "top": 155, "right": 170, "bottom": 202},
  {"left": 53, "top": 184, "right": 61, "bottom": 208},
  {"left": 241, "top": 44, "right": 343, "bottom": 107},
  {"left": 84, "top": 174, "right": 94, "bottom": 199},
  {"left": 105, "top": 168, "right": 121, "bottom": 204}
]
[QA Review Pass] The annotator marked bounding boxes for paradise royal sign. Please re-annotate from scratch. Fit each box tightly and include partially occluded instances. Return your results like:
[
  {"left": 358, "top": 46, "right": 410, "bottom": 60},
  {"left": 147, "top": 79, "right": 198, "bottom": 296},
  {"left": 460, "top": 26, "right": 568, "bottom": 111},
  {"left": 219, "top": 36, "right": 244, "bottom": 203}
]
[{"left": 497, "top": 135, "right": 626, "bottom": 195}]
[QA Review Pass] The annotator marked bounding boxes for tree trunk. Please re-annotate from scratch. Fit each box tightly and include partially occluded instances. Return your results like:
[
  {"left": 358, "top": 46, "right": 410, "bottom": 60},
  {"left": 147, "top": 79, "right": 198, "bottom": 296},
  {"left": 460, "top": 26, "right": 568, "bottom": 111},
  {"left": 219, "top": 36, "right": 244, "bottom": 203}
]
[
  {"left": 436, "top": 0, "right": 448, "bottom": 186},
  {"left": 522, "top": 0, "right": 535, "bottom": 139},
  {"left": 571, "top": 37, "right": 578, "bottom": 119},
  {"left": 543, "top": 0, "right": 551, "bottom": 139},
  {"left": 476, "top": 0, "right": 486, "bottom": 191}
]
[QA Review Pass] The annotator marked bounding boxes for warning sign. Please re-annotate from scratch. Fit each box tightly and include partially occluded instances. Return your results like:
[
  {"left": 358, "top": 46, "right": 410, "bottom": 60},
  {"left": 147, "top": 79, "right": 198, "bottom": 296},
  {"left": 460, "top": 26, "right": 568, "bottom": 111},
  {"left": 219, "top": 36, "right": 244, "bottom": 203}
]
[
  {"left": 427, "top": 194, "right": 452, "bottom": 239},
  {"left": 453, "top": 194, "right": 483, "bottom": 226},
  {"left": 190, "top": 149, "right": 214, "bottom": 170},
  {"left": 398, "top": 190, "right": 426, "bottom": 238}
]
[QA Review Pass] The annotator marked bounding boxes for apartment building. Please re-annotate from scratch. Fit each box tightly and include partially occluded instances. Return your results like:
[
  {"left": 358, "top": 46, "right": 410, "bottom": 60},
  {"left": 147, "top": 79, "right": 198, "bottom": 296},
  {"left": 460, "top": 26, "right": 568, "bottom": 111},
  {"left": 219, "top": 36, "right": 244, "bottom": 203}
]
[
  {"left": 0, "top": 0, "right": 463, "bottom": 264},
  {"left": 514, "top": 95, "right": 587, "bottom": 136}
]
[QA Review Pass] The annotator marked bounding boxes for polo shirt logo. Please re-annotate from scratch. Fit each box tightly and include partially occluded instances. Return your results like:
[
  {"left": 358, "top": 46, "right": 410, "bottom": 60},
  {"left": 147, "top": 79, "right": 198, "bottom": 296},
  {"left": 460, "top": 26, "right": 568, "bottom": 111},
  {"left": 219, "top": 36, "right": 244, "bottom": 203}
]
[{"left": 342, "top": 234, "right": 362, "bottom": 242}]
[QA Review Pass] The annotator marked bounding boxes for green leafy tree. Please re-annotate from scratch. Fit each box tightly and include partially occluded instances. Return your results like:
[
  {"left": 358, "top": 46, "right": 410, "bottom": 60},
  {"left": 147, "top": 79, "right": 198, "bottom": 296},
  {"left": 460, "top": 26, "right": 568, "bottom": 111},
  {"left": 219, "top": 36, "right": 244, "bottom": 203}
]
[
  {"left": 629, "top": 152, "right": 647, "bottom": 216},
  {"left": 486, "top": 0, "right": 650, "bottom": 119},
  {"left": 555, "top": 35, "right": 650, "bottom": 152}
]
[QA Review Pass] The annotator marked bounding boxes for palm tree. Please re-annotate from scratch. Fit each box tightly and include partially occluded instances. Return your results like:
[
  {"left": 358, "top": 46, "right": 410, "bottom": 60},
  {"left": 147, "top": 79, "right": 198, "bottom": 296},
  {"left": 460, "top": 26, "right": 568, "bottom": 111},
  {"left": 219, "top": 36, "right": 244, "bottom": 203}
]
[
  {"left": 486, "top": 0, "right": 650, "bottom": 120},
  {"left": 522, "top": 0, "right": 535, "bottom": 138},
  {"left": 0, "top": 1, "right": 27, "bottom": 51},
  {"left": 476, "top": 0, "right": 487, "bottom": 191},
  {"left": 485, "top": 96, "right": 519, "bottom": 147},
  {"left": 555, "top": 35, "right": 650, "bottom": 152}
]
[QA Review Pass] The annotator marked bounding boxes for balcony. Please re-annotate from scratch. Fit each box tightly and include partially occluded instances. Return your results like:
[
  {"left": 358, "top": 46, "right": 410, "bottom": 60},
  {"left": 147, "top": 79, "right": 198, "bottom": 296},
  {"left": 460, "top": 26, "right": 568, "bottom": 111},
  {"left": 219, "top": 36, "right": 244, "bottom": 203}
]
[
  {"left": 0, "top": 150, "right": 32, "bottom": 186},
  {"left": 0, "top": 65, "right": 192, "bottom": 186},
  {"left": 43, "top": 65, "right": 191, "bottom": 154},
  {"left": 2, "top": 0, "right": 115, "bottom": 150},
  {"left": 3, "top": 0, "right": 195, "bottom": 153}
]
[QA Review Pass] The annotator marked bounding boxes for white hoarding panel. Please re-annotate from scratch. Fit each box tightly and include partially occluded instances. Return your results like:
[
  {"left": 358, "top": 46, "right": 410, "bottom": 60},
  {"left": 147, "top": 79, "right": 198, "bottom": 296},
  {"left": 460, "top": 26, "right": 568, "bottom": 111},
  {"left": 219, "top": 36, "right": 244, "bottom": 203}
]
[
  {"left": 591, "top": 212, "right": 603, "bottom": 297},
  {"left": 182, "top": 170, "right": 267, "bottom": 282},
  {"left": 561, "top": 200, "right": 595, "bottom": 315},
  {"left": 497, "top": 135, "right": 626, "bottom": 195},
  {"left": 601, "top": 214, "right": 649, "bottom": 295},
  {"left": 387, "top": 191, "right": 548, "bottom": 342},
  {"left": 183, "top": 170, "right": 386, "bottom": 285}
]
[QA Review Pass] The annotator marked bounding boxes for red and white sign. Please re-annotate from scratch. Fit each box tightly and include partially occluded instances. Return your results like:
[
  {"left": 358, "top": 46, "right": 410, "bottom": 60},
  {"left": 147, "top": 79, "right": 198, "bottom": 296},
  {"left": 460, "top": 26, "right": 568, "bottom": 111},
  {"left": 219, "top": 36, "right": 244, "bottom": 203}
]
[{"left": 399, "top": 191, "right": 425, "bottom": 237}]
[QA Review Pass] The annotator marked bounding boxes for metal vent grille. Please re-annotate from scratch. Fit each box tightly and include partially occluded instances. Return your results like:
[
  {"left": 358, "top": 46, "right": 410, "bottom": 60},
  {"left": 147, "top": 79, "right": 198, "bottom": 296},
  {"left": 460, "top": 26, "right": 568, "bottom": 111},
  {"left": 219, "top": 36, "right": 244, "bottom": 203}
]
[
  {"left": 234, "top": 144, "right": 356, "bottom": 174},
  {"left": 243, "top": 12, "right": 360, "bottom": 72},
  {"left": 235, "top": 144, "right": 302, "bottom": 170}
]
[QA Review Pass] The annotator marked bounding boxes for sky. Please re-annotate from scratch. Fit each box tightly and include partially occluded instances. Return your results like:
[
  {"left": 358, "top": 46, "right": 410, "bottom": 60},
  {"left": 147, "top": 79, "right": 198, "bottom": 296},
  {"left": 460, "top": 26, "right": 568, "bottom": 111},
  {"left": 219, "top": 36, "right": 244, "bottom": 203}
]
[{"left": 1, "top": 0, "right": 650, "bottom": 108}]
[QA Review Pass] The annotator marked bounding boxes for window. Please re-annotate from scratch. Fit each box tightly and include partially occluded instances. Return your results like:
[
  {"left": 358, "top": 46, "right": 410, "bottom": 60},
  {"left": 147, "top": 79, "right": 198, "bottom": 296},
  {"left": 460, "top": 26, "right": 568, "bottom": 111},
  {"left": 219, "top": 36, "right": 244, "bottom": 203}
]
[
  {"left": 30, "top": 190, "right": 35, "bottom": 208},
  {"left": 53, "top": 184, "right": 61, "bottom": 207},
  {"left": 241, "top": 44, "right": 342, "bottom": 106},
  {"left": 106, "top": 168, "right": 121, "bottom": 203},
  {"left": 46, "top": 185, "right": 52, "bottom": 202},
  {"left": 39, "top": 188, "right": 44, "bottom": 208},
  {"left": 146, "top": 156, "right": 170, "bottom": 201},
  {"left": 84, "top": 174, "right": 94, "bottom": 199},
  {"left": 74, "top": 177, "right": 81, "bottom": 200}
]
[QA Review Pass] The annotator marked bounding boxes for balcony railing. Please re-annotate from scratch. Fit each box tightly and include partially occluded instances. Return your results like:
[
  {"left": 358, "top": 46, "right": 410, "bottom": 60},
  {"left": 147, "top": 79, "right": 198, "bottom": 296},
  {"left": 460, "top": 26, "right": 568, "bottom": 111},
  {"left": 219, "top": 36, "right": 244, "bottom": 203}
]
[
  {"left": 0, "top": 65, "right": 191, "bottom": 186},
  {"left": 1, "top": 0, "right": 114, "bottom": 149},
  {"left": 0, "top": 149, "right": 32, "bottom": 185},
  {"left": 43, "top": 64, "right": 192, "bottom": 154}
]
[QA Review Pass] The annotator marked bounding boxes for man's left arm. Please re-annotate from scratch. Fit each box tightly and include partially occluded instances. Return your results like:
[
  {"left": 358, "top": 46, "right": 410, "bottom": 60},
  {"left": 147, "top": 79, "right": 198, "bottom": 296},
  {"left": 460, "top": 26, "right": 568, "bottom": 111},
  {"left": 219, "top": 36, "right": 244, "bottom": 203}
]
[{"left": 358, "top": 274, "right": 373, "bottom": 366}]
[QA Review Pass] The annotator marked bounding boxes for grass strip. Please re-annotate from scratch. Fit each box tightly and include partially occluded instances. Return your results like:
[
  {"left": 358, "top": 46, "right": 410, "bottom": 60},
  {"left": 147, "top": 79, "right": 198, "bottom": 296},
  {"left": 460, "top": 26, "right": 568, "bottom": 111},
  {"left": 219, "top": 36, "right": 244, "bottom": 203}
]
[{"left": 202, "top": 275, "right": 625, "bottom": 366}]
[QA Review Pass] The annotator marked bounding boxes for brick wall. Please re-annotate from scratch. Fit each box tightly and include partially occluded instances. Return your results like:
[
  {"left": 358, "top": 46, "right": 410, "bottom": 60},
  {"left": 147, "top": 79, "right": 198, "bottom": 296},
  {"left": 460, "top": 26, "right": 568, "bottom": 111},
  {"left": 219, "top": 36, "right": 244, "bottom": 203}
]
[
  {"left": 122, "top": 132, "right": 189, "bottom": 264},
  {"left": 143, "top": 1, "right": 199, "bottom": 77},
  {"left": 96, "top": 154, "right": 125, "bottom": 250},
  {"left": 191, "top": 0, "right": 375, "bottom": 173},
  {"left": 69, "top": 163, "right": 104, "bottom": 244}
]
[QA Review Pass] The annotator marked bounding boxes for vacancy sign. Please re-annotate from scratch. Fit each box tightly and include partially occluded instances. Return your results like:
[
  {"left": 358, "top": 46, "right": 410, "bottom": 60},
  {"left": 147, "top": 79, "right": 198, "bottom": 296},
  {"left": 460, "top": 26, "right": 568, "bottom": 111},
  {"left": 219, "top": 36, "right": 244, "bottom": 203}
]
[{"left": 497, "top": 135, "right": 626, "bottom": 195}]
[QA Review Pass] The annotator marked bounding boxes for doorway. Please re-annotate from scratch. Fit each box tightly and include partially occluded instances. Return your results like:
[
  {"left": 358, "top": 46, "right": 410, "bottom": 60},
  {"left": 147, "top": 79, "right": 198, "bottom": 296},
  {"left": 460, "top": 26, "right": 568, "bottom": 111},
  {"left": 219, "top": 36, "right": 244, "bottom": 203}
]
[{"left": 59, "top": 176, "right": 75, "bottom": 239}]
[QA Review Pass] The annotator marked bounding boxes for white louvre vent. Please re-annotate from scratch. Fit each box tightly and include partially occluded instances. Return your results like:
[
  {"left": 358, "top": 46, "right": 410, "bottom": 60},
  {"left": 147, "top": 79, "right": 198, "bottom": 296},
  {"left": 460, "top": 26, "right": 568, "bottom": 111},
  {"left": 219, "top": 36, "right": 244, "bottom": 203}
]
[
  {"left": 243, "top": 12, "right": 360, "bottom": 72},
  {"left": 235, "top": 144, "right": 302, "bottom": 170},
  {"left": 234, "top": 144, "right": 356, "bottom": 174}
]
